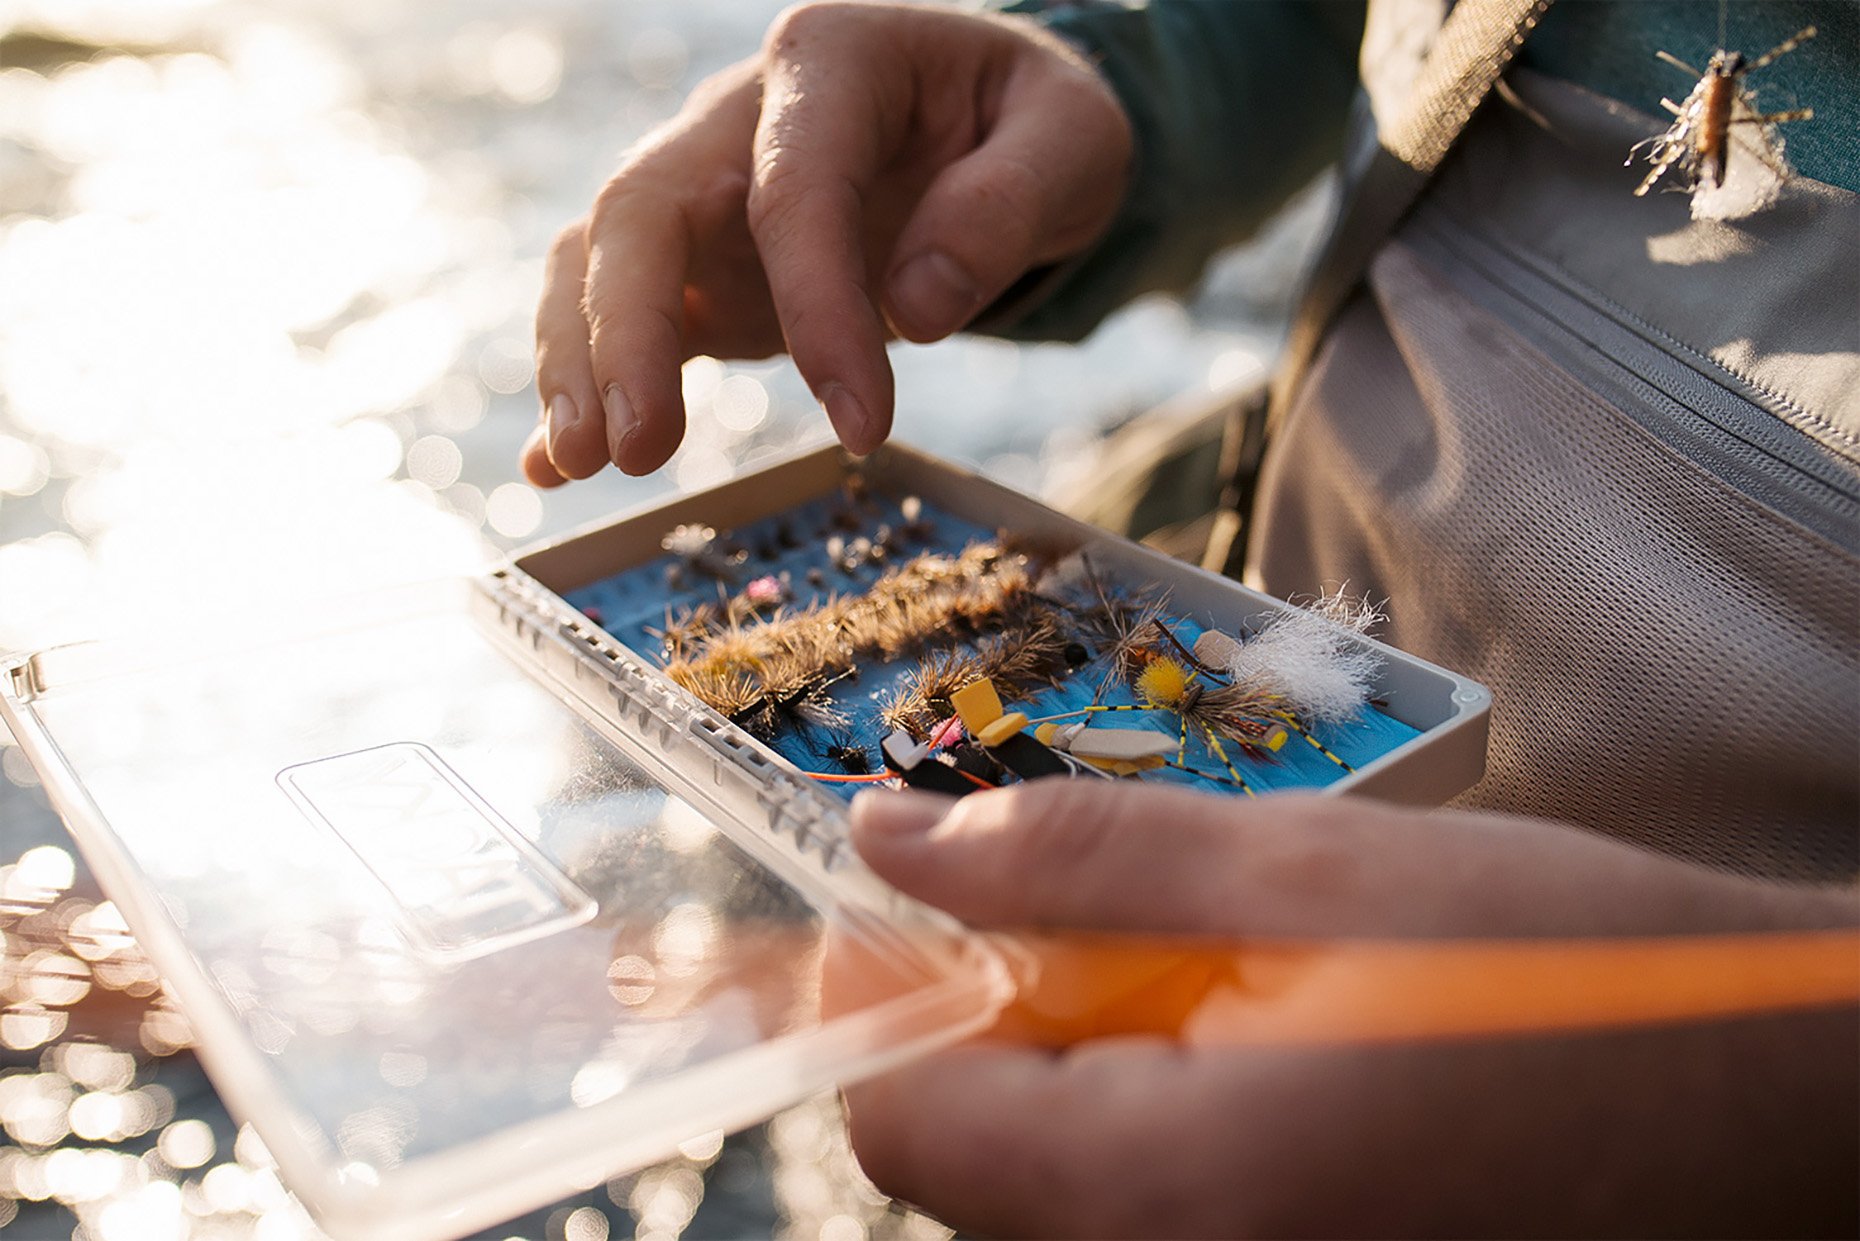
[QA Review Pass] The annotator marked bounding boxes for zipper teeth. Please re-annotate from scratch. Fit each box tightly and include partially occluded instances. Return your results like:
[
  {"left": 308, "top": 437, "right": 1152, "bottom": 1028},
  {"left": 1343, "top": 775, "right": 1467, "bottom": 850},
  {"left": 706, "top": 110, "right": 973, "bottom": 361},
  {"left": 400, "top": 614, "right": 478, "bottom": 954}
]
[
  {"left": 1410, "top": 213, "right": 1860, "bottom": 517},
  {"left": 1446, "top": 217, "right": 1860, "bottom": 466}
]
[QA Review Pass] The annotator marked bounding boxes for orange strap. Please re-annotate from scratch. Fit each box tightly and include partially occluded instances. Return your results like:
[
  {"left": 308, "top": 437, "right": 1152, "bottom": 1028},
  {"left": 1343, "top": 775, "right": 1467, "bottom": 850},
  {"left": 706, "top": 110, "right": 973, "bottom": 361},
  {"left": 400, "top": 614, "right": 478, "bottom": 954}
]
[{"left": 994, "top": 929, "right": 1860, "bottom": 1046}]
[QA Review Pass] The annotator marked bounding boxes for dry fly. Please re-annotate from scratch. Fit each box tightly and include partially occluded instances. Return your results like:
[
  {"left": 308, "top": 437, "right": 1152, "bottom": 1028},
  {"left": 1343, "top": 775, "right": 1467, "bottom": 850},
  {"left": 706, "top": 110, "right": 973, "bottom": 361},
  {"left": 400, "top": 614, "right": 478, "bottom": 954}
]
[
  {"left": 876, "top": 613, "right": 1073, "bottom": 739},
  {"left": 971, "top": 613, "right": 1072, "bottom": 693},
  {"left": 1066, "top": 559, "right": 1172, "bottom": 701},
  {"left": 821, "top": 728, "right": 874, "bottom": 775},
  {"left": 695, "top": 608, "right": 777, "bottom": 674},
  {"left": 1630, "top": 24, "right": 1815, "bottom": 197},
  {"left": 665, "top": 661, "right": 762, "bottom": 720},
  {"left": 646, "top": 602, "right": 718, "bottom": 662},
  {"left": 660, "top": 537, "right": 1070, "bottom": 744},
  {"left": 880, "top": 647, "right": 984, "bottom": 738},
  {"left": 740, "top": 658, "right": 850, "bottom": 739},
  {"left": 1027, "top": 654, "right": 1266, "bottom": 795},
  {"left": 1029, "top": 606, "right": 1365, "bottom": 792}
]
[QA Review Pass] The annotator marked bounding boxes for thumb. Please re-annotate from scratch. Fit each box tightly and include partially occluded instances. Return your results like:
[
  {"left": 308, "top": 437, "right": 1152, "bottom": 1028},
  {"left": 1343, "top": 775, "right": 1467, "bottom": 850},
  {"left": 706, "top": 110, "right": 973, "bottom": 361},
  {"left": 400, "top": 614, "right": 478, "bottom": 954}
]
[{"left": 851, "top": 781, "right": 1323, "bottom": 933}]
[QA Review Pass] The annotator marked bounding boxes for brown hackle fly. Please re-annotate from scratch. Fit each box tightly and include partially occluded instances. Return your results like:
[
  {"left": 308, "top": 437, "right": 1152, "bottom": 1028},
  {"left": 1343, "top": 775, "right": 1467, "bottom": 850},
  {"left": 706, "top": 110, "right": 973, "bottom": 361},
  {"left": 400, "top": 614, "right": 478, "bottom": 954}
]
[
  {"left": 665, "top": 660, "right": 762, "bottom": 720},
  {"left": 879, "top": 647, "right": 984, "bottom": 739},
  {"left": 647, "top": 602, "right": 719, "bottom": 662}
]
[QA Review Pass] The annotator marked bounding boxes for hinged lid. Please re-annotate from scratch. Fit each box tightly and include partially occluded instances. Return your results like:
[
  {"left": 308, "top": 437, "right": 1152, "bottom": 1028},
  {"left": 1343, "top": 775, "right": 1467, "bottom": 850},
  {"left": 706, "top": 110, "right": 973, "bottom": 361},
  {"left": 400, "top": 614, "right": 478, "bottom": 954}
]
[{"left": 0, "top": 579, "right": 1012, "bottom": 1240}]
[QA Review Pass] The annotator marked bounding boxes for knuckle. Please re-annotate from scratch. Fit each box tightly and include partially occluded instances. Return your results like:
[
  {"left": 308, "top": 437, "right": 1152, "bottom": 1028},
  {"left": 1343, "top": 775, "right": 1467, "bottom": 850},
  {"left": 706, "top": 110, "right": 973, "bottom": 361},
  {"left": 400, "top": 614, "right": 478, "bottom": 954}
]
[
  {"left": 971, "top": 156, "right": 1045, "bottom": 223},
  {"left": 1058, "top": 60, "right": 1128, "bottom": 128},
  {"left": 746, "top": 172, "right": 854, "bottom": 268},
  {"left": 683, "top": 59, "right": 752, "bottom": 111},
  {"left": 611, "top": 124, "right": 684, "bottom": 183},
  {"left": 1003, "top": 777, "right": 1108, "bottom": 841},
  {"left": 742, "top": 170, "right": 802, "bottom": 239},
  {"left": 697, "top": 166, "right": 753, "bottom": 216},
  {"left": 771, "top": 296, "right": 835, "bottom": 355},
  {"left": 957, "top": 781, "right": 1126, "bottom": 906},
  {"left": 583, "top": 301, "right": 681, "bottom": 367},
  {"left": 1268, "top": 792, "right": 1353, "bottom": 836},
  {"left": 746, "top": 145, "right": 838, "bottom": 228},
  {"left": 546, "top": 219, "right": 586, "bottom": 266},
  {"left": 1247, "top": 797, "right": 1366, "bottom": 903},
  {"left": 764, "top": 2, "right": 852, "bottom": 53},
  {"left": 532, "top": 338, "right": 590, "bottom": 393},
  {"left": 960, "top": 160, "right": 1041, "bottom": 258},
  {"left": 577, "top": 290, "right": 614, "bottom": 341},
  {"left": 592, "top": 147, "right": 690, "bottom": 230},
  {"left": 588, "top": 174, "right": 638, "bottom": 233},
  {"left": 764, "top": 3, "right": 808, "bottom": 49},
  {"left": 529, "top": 335, "right": 569, "bottom": 380}
]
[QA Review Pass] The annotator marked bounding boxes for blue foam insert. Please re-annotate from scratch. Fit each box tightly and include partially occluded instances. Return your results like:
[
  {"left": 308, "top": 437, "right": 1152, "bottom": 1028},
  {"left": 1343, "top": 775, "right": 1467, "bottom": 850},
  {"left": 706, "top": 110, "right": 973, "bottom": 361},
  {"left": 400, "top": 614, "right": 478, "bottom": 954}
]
[{"left": 564, "top": 494, "right": 1422, "bottom": 801}]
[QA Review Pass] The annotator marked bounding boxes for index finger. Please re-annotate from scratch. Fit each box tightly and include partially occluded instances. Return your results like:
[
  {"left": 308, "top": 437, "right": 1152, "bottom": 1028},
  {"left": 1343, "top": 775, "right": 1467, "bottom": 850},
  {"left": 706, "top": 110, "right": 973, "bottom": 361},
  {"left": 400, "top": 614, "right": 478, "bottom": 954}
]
[
  {"left": 578, "top": 65, "right": 764, "bottom": 475},
  {"left": 581, "top": 179, "right": 691, "bottom": 476},
  {"left": 746, "top": 12, "right": 905, "bottom": 453}
]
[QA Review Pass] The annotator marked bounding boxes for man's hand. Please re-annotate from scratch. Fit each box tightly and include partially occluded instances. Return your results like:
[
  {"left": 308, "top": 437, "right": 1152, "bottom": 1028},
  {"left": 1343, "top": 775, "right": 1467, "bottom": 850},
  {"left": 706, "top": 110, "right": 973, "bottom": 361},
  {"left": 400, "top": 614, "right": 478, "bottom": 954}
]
[
  {"left": 523, "top": 2, "right": 1132, "bottom": 484},
  {"left": 844, "top": 782, "right": 1860, "bottom": 1238}
]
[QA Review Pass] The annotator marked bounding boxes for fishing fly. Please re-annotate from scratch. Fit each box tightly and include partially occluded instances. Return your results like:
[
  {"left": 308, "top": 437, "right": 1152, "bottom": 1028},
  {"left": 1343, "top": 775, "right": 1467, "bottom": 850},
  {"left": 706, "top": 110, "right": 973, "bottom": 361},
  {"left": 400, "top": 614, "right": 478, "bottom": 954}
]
[
  {"left": 599, "top": 485, "right": 1404, "bottom": 805},
  {"left": 1629, "top": 23, "right": 1816, "bottom": 199}
]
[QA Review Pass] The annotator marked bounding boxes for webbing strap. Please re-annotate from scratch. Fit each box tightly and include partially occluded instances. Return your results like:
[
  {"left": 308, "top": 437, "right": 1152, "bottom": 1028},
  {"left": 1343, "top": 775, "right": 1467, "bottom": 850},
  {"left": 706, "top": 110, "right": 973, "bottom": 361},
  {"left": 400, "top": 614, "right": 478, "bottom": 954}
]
[{"left": 1201, "top": 0, "right": 1555, "bottom": 577}]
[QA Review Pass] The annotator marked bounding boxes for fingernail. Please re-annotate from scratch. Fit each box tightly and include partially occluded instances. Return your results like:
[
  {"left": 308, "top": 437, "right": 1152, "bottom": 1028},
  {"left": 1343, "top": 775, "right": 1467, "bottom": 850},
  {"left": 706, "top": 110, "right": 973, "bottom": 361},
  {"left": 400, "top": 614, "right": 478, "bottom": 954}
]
[
  {"left": 603, "top": 384, "right": 636, "bottom": 448},
  {"left": 852, "top": 789, "right": 954, "bottom": 837},
  {"left": 888, "top": 251, "right": 980, "bottom": 338},
  {"left": 821, "top": 384, "right": 874, "bottom": 454},
  {"left": 522, "top": 429, "right": 566, "bottom": 488},
  {"left": 548, "top": 393, "right": 581, "bottom": 437}
]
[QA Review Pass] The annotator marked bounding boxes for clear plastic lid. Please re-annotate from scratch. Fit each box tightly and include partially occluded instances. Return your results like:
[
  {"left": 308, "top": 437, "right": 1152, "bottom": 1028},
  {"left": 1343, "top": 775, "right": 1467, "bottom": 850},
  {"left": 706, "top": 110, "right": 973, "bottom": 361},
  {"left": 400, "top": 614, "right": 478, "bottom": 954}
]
[{"left": 0, "top": 579, "right": 1011, "bottom": 1240}]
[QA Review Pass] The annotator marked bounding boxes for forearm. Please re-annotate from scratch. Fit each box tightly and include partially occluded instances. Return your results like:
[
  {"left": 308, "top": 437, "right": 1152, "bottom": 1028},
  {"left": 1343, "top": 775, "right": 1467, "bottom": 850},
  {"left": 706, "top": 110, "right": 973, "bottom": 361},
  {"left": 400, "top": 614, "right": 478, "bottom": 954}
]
[
  {"left": 985, "top": 0, "right": 1366, "bottom": 340},
  {"left": 1251, "top": 1005, "right": 1859, "bottom": 1238}
]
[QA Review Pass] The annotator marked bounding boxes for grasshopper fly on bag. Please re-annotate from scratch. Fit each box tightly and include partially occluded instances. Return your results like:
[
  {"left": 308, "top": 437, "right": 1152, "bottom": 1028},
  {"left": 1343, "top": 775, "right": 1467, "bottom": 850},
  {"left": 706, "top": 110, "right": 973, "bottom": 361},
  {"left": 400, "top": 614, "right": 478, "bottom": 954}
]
[{"left": 1630, "top": 24, "right": 1816, "bottom": 197}]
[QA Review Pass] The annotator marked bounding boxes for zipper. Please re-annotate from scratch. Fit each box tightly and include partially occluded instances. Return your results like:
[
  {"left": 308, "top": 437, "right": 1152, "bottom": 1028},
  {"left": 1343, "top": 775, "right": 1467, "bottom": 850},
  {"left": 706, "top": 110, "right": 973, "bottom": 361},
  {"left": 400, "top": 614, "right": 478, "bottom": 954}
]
[{"left": 1402, "top": 208, "right": 1860, "bottom": 554}]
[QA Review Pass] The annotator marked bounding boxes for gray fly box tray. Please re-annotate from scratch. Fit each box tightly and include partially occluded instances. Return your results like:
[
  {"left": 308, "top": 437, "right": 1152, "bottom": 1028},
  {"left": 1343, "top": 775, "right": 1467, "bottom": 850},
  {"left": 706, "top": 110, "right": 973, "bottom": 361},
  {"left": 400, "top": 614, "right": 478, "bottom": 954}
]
[
  {"left": 501, "top": 442, "right": 1490, "bottom": 813},
  {"left": 0, "top": 440, "right": 1487, "bottom": 1241}
]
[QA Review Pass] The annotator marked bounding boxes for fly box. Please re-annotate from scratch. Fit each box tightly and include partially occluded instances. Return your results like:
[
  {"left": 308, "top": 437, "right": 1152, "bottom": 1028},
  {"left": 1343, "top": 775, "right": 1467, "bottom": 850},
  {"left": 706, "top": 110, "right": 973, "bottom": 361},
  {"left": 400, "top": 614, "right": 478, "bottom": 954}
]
[{"left": 0, "top": 442, "right": 1490, "bottom": 1240}]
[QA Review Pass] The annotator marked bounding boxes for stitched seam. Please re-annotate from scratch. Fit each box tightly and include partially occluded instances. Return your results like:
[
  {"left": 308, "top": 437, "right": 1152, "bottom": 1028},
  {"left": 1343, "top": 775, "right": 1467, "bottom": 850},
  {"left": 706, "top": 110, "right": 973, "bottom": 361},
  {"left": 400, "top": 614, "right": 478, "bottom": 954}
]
[
  {"left": 1393, "top": 233, "right": 1860, "bottom": 565},
  {"left": 1392, "top": 225, "right": 1860, "bottom": 553},
  {"left": 1525, "top": 248, "right": 1860, "bottom": 458},
  {"left": 1423, "top": 208, "right": 1860, "bottom": 470}
]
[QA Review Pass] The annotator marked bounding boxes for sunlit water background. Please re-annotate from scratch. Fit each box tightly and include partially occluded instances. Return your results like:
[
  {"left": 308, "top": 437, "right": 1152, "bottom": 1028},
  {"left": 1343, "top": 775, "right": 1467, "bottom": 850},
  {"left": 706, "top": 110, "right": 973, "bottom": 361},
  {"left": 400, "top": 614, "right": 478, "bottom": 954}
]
[{"left": 0, "top": 1, "right": 1321, "bottom": 1236}]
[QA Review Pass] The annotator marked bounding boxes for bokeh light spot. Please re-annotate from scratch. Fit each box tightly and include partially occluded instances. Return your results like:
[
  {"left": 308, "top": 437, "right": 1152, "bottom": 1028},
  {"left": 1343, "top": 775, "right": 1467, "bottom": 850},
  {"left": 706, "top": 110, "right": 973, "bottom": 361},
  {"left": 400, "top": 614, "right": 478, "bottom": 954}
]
[
  {"left": 157, "top": 1119, "right": 216, "bottom": 1170},
  {"left": 626, "top": 29, "right": 689, "bottom": 89},
  {"left": 478, "top": 336, "right": 535, "bottom": 394},
  {"left": 13, "top": 846, "right": 75, "bottom": 893},
  {"left": 489, "top": 27, "right": 564, "bottom": 104},
  {"left": 563, "top": 1204, "right": 610, "bottom": 1241},
  {"left": 407, "top": 435, "right": 464, "bottom": 490},
  {"left": 487, "top": 481, "right": 543, "bottom": 538},
  {"left": 712, "top": 375, "right": 769, "bottom": 434},
  {"left": 0, "top": 434, "right": 51, "bottom": 495}
]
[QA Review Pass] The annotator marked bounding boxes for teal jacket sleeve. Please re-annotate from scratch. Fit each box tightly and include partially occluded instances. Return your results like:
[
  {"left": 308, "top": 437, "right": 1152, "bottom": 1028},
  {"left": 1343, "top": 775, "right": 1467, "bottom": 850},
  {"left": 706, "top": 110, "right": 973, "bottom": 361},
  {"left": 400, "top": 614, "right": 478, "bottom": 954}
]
[{"left": 983, "top": 0, "right": 1366, "bottom": 341}]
